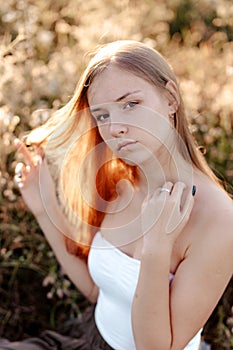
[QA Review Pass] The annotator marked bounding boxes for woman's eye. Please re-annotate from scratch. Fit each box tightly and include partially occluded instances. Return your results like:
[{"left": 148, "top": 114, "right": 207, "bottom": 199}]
[
  {"left": 124, "top": 101, "right": 139, "bottom": 109},
  {"left": 96, "top": 113, "right": 109, "bottom": 122}
]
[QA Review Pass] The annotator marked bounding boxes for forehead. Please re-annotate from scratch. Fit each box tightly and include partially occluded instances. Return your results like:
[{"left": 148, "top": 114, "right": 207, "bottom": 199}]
[{"left": 87, "top": 65, "right": 154, "bottom": 106}]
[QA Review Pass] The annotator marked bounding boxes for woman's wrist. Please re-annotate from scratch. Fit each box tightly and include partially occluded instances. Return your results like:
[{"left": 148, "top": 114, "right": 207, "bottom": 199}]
[
  {"left": 141, "top": 250, "right": 172, "bottom": 264},
  {"left": 142, "top": 232, "right": 173, "bottom": 252}
]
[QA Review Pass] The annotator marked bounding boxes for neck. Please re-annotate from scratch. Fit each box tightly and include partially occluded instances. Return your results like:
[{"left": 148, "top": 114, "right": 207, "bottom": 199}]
[{"left": 136, "top": 147, "right": 195, "bottom": 196}]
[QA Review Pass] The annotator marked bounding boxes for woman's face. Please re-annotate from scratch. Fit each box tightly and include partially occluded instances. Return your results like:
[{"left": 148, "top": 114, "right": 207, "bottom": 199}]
[{"left": 88, "top": 65, "right": 175, "bottom": 166}]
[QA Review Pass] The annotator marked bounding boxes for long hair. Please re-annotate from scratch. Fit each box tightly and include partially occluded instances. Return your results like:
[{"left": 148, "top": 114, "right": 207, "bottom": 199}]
[{"left": 26, "top": 40, "right": 221, "bottom": 260}]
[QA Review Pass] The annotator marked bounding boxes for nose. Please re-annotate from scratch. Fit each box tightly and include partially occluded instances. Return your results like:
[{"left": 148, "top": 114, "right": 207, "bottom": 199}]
[{"left": 110, "top": 122, "right": 128, "bottom": 137}]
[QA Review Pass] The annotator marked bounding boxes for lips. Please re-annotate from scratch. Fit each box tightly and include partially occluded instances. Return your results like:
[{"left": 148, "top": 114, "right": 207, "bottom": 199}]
[{"left": 117, "top": 140, "right": 137, "bottom": 151}]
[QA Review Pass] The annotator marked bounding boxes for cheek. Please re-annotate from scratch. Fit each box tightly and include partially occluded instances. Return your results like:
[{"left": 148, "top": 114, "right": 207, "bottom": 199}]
[
  {"left": 97, "top": 124, "right": 109, "bottom": 142},
  {"left": 136, "top": 115, "right": 172, "bottom": 150}
]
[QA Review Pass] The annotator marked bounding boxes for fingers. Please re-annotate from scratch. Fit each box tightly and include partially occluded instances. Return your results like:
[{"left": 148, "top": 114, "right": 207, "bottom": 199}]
[
  {"left": 143, "top": 181, "right": 173, "bottom": 205},
  {"left": 169, "top": 181, "right": 186, "bottom": 211},
  {"left": 169, "top": 181, "right": 194, "bottom": 214},
  {"left": 14, "top": 162, "right": 30, "bottom": 189},
  {"left": 14, "top": 138, "right": 44, "bottom": 167},
  {"left": 165, "top": 182, "right": 195, "bottom": 234},
  {"left": 14, "top": 162, "right": 24, "bottom": 188},
  {"left": 14, "top": 139, "right": 34, "bottom": 167},
  {"left": 180, "top": 185, "right": 194, "bottom": 220},
  {"left": 141, "top": 181, "right": 196, "bottom": 239},
  {"left": 159, "top": 181, "right": 173, "bottom": 196},
  {"left": 146, "top": 181, "right": 195, "bottom": 206},
  {"left": 14, "top": 139, "right": 44, "bottom": 190}
]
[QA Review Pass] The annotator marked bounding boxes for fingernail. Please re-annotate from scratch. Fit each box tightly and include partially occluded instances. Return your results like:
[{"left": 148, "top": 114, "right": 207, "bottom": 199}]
[
  {"left": 18, "top": 182, "right": 24, "bottom": 189},
  {"left": 192, "top": 185, "right": 196, "bottom": 196}
]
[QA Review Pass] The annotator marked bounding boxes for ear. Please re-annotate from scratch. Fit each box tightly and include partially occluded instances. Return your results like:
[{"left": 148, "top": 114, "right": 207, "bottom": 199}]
[{"left": 165, "top": 80, "right": 180, "bottom": 113}]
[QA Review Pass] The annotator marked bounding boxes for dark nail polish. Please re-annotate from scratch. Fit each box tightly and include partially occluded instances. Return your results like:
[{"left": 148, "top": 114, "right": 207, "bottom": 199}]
[{"left": 192, "top": 185, "right": 196, "bottom": 196}]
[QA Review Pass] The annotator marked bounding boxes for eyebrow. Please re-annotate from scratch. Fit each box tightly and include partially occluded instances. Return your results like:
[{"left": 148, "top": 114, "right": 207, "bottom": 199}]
[
  {"left": 90, "top": 90, "right": 141, "bottom": 113},
  {"left": 115, "top": 90, "right": 141, "bottom": 102}
]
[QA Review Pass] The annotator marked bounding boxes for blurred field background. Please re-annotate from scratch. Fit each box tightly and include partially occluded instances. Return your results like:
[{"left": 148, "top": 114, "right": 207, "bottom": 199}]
[{"left": 0, "top": 0, "right": 233, "bottom": 348}]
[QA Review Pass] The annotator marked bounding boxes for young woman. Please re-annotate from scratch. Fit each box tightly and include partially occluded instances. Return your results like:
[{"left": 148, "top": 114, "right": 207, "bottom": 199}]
[{"left": 6, "top": 40, "right": 233, "bottom": 350}]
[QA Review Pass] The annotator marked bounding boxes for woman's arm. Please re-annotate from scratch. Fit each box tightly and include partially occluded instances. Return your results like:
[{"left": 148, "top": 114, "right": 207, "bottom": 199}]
[
  {"left": 34, "top": 202, "right": 99, "bottom": 303},
  {"left": 14, "top": 140, "right": 99, "bottom": 303},
  {"left": 132, "top": 181, "right": 233, "bottom": 350},
  {"left": 132, "top": 240, "right": 173, "bottom": 349}
]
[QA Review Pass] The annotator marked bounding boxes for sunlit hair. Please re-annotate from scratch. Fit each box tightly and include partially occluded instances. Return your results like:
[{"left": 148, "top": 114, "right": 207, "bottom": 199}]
[{"left": 27, "top": 40, "right": 221, "bottom": 260}]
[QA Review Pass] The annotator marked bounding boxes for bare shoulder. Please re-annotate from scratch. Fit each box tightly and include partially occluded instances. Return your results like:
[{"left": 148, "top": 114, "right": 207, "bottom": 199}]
[
  {"left": 177, "top": 180, "right": 233, "bottom": 289},
  {"left": 190, "top": 179, "right": 233, "bottom": 250},
  {"left": 201, "top": 183, "right": 232, "bottom": 228}
]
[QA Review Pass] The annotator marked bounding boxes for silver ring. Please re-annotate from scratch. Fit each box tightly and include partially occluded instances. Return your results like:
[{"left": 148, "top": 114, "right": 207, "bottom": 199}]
[{"left": 160, "top": 187, "right": 170, "bottom": 193}]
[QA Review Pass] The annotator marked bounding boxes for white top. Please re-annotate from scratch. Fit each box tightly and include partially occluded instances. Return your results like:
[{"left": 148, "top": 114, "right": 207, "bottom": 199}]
[{"left": 88, "top": 231, "right": 202, "bottom": 350}]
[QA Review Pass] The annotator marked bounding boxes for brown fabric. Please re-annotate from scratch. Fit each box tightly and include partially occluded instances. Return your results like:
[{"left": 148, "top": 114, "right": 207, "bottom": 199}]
[{"left": 0, "top": 305, "right": 113, "bottom": 350}]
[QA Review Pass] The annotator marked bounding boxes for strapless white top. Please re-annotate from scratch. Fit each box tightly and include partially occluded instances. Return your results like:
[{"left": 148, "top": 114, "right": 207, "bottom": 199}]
[{"left": 88, "top": 232, "right": 202, "bottom": 350}]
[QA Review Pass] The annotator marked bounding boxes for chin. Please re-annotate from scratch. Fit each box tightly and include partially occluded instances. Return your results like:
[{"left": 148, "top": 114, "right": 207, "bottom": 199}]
[{"left": 118, "top": 155, "right": 137, "bottom": 166}]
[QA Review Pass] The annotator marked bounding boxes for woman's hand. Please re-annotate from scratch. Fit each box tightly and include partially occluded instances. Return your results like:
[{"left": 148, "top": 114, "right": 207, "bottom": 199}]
[
  {"left": 141, "top": 181, "right": 195, "bottom": 253},
  {"left": 14, "top": 139, "right": 58, "bottom": 219}
]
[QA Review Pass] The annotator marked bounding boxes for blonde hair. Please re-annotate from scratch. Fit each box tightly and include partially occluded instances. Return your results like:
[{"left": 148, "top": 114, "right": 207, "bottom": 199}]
[{"left": 27, "top": 40, "right": 221, "bottom": 260}]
